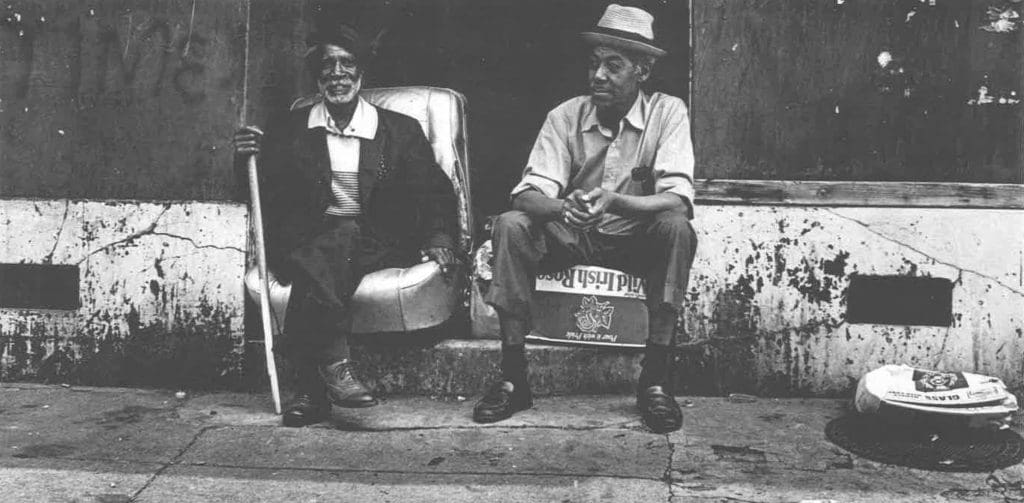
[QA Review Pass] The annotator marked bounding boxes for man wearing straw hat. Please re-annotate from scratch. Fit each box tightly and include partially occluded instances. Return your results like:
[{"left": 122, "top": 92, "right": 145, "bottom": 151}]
[
  {"left": 234, "top": 24, "right": 460, "bottom": 427},
  {"left": 476, "top": 4, "right": 698, "bottom": 433}
]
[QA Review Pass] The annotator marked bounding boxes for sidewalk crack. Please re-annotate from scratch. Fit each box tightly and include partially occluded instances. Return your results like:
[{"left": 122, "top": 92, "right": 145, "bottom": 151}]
[
  {"left": 664, "top": 433, "right": 676, "bottom": 502},
  {"left": 162, "top": 461, "right": 665, "bottom": 482},
  {"left": 129, "top": 425, "right": 217, "bottom": 502}
]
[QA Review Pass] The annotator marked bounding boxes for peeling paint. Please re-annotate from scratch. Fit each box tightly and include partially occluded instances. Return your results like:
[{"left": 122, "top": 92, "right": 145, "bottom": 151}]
[
  {"left": 967, "top": 86, "right": 1021, "bottom": 106},
  {"left": 981, "top": 5, "right": 1021, "bottom": 33},
  {"left": 680, "top": 206, "right": 1023, "bottom": 396},
  {"left": 873, "top": 51, "right": 910, "bottom": 96},
  {"left": 877, "top": 51, "right": 893, "bottom": 68},
  {"left": 0, "top": 199, "right": 247, "bottom": 386}
]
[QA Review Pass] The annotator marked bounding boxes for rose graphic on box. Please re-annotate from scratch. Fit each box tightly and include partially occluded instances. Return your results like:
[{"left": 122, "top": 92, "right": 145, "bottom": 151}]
[
  {"left": 574, "top": 295, "right": 615, "bottom": 332},
  {"left": 912, "top": 369, "right": 968, "bottom": 392}
]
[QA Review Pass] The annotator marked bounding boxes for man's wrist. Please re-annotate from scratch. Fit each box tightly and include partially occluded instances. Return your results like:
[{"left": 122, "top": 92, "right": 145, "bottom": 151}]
[
  {"left": 554, "top": 198, "right": 570, "bottom": 222},
  {"left": 606, "top": 192, "right": 621, "bottom": 213}
]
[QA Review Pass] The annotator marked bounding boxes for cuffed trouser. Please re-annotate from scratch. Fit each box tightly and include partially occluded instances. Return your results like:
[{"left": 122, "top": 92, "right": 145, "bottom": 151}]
[
  {"left": 277, "top": 216, "right": 417, "bottom": 363},
  {"left": 484, "top": 207, "right": 698, "bottom": 346}
]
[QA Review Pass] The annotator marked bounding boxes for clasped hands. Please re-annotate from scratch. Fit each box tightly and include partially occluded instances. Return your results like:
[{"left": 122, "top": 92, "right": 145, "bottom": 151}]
[{"left": 560, "top": 188, "right": 617, "bottom": 231}]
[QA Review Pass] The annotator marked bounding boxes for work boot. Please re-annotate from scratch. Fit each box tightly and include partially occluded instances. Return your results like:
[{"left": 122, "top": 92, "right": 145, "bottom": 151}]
[
  {"left": 318, "top": 359, "right": 378, "bottom": 408},
  {"left": 638, "top": 385, "right": 682, "bottom": 433},
  {"left": 282, "top": 365, "right": 329, "bottom": 427},
  {"left": 472, "top": 380, "right": 533, "bottom": 424}
]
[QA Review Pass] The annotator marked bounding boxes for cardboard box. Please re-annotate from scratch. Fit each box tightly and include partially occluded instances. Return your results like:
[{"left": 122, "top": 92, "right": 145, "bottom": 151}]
[{"left": 527, "top": 265, "right": 649, "bottom": 348}]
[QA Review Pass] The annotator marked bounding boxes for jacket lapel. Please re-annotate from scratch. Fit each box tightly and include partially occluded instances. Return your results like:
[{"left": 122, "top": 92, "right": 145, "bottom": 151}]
[
  {"left": 301, "top": 127, "right": 331, "bottom": 186},
  {"left": 358, "top": 120, "right": 385, "bottom": 209}
]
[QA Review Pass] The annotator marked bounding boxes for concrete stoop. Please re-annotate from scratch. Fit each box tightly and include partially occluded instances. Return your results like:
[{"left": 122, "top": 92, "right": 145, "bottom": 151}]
[
  {"left": 242, "top": 338, "right": 643, "bottom": 398},
  {"left": 354, "top": 339, "right": 645, "bottom": 398},
  {"left": 245, "top": 336, "right": 764, "bottom": 400}
]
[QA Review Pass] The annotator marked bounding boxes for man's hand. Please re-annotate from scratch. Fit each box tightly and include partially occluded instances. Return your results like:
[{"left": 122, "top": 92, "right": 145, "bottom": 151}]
[
  {"left": 234, "top": 126, "right": 264, "bottom": 157},
  {"left": 562, "top": 189, "right": 600, "bottom": 230},
  {"left": 580, "top": 187, "right": 618, "bottom": 217},
  {"left": 421, "top": 247, "right": 462, "bottom": 281}
]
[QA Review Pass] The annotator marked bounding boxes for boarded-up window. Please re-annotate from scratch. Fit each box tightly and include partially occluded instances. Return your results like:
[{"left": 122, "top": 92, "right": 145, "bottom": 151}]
[{"left": 692, "top": 0, "right": 1022, "bottom": 184}]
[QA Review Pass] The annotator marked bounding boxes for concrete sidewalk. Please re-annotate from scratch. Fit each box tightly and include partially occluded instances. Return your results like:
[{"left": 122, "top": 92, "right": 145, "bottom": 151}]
[{"left": 1, "top": 383, "right": 1022, "bottom": 502}]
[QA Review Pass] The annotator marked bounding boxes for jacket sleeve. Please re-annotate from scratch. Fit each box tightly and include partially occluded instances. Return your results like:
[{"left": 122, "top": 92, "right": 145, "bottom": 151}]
[
  {"left": 246, "top": 109, "right": 296, "bottom": 275},
  {"left": 403, "top": 120, "right": 459, "bottom": 252}
]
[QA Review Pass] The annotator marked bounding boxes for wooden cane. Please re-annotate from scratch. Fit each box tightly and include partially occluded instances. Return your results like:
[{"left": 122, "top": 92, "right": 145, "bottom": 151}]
[{"left": 247, "top": 154, "right": 282, "bottom": 415}]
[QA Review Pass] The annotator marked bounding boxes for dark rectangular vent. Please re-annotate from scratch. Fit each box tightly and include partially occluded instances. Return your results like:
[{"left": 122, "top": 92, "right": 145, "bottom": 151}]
[
  {"left": 847, "top": 275, "right": 953, "bottom": 326},
  {"left": 0, "top": 264, "right": 81, "bottom": 310}
]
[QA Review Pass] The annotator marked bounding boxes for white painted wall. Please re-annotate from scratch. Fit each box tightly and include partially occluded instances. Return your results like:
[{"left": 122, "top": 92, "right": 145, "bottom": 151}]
[
  {"left": 688, "top": 206, "right": 1023, "bottom": 393},
  {"left": 0, "top": 199, "right": 247, "bottom": 383},
  {"left": 474, "top": 205, "right": 1024, "bottom": 395},
  {"left": 3, "top": 198, "right": 1021, "bottom": 395}
]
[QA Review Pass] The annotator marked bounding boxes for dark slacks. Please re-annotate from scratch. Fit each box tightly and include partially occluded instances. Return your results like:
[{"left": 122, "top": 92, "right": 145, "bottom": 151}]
[
  {"left": 484, "top": 207, "right": 698, "bottom": 346},
  {"left": 278, "top": 216, "right": 417, "bottom": 363}
]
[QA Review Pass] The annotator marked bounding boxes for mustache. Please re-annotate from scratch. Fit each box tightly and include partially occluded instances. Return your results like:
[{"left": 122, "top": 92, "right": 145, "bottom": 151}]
[{"left": 320, "top": 72, "right": 359, "bottom": 84}]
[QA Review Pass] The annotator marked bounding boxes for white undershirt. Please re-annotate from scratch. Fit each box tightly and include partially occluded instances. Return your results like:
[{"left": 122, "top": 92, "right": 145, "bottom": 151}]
[{"left": 307, "top": 97, "right": 379, "bottom": 216}]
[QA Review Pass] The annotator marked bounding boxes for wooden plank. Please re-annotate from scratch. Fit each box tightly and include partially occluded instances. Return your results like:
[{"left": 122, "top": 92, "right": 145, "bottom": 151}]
[
  {"left": 692, "top": 0, "right": 1022, "bottom": 184},
  {"left": 695, "top": 179, "right": 1024, "bottom": 209},
  {"left": 0, "top": 0, "right": 246, "bottom": 201}
]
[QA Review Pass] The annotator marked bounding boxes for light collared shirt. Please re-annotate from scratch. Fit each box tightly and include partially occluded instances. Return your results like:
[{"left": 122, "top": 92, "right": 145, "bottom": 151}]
[
  {"left": 307, "top": 97, "right": 379, "bottom": 216},
  {"left": 511, "top": 92, "right": 695, "bottom": 235}
]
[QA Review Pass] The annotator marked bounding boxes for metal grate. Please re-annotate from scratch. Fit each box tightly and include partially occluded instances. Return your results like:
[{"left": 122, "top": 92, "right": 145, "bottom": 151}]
[
  {"left": 846, "top": 275, "right": 954, "bottom": 326},
  {"left": 0, "top": 263, "right": 81, "bottom": 310},
  {"left": 826, "top": 414, "right": 1024, "bottom": 472}
]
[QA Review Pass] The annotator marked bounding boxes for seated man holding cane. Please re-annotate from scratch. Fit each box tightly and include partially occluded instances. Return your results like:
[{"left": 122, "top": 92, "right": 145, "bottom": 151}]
[
  {"left": 234, "top": 24, "right": 460, "bottom": 427},
  {"left": 475, "top": 4, "right": 698, "bottom": 433}
]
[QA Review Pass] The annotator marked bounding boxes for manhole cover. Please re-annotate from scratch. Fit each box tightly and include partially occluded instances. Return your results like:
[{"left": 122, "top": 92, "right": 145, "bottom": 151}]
[{"left": 826, "top": 414, "right": 1024, "bottom": 472}]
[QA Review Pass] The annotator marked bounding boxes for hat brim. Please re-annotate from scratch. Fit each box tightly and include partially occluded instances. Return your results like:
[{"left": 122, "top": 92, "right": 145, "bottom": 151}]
[{"left": 580, "top": 32, "right": 666, "bottom": 58}]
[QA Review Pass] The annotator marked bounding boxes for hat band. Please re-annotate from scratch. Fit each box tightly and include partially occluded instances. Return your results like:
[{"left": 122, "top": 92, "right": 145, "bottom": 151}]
[{"left": 587, "top": 25, "right": 659, "bottom": 48}]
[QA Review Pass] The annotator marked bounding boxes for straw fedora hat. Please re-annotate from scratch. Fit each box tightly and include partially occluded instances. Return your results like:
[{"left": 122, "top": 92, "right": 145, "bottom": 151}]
[{"left": 580, "top": 4, "right": 667, "bottom": 58}]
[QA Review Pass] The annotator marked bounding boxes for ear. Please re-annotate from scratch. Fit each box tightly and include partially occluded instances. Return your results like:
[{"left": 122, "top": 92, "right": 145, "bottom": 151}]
[
  {"left": 634, "top": 60, "right": 651, "bottom": 83},
  {"left": 635, "top": 65, "right": 651, "bottom": 84}
]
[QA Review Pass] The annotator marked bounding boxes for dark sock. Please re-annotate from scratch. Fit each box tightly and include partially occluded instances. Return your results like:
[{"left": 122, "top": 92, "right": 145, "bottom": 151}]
[
  {"left": 648, "top": 304, "right": 678, "bottom": 346},
  {"left": 321, "top": 334, "right": 351, "bottom": 364},
  {"left": 293, "top": 360, "right": 322, "bottom": 396},
  {"left": 640, "top": 343, "right": 672, "bottom": 389},
  {"left": 500, "top": 343, "right": 528, "bottom": 386}
]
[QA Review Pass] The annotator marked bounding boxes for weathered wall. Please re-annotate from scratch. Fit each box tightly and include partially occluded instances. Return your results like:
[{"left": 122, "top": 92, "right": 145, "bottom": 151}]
[
  {"left": 473, "top": 205, "right": 1024, "bottom": 396},
  {"left": 0, "top": 0, "right": 689, "bottom": 221},
  {"left": 680, "top": 205, "right": 1024, "bottom": 396},
  {"left": 0, "top": 199, "right": 247, "bottom": 386},
  {"left": 694, "top": 0, "right": 1023, "bottom": 183},
  {"left": 1, "top": 0, "right": 1020, "bottom": 395}
]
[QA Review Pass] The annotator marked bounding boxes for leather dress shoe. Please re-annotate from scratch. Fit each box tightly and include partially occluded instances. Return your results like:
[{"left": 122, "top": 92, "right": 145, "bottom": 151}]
[
  {"left": 282, "top": 392, "right": 329, "bottom": 427},
  {"left": 638, "top": 385, "right": 683, "bottom": 433},
  {"left": 318, "top": 360, "right": 378, "bottom": 408},
  {"left": 472, "top": 380, "right": 533, "bottom": 424}
]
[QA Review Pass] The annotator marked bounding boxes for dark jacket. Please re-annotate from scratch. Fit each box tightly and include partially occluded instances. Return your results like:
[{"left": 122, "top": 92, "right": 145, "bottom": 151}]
[{"left": 248, "top": 103, "right": 458, "bottom": 274}]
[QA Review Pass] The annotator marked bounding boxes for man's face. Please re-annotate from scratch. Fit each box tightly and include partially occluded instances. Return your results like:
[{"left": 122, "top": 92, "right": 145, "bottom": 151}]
[
  {"left": 317, "top": 44, "right": 362, "bottom": 106},
  {"left": 588, "top": 46, "right": 648, "bottom": 111}
]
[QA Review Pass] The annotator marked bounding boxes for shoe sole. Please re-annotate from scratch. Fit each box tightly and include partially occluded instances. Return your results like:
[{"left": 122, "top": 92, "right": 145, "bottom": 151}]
[
  {"left": 282, "top": 412, "right": 328, "bottom": 427},
  {"left": 472, "top": 400, "right": 533, "bottom": 424},
  {"left": 331, "top": 399, "right": 379, "bottom": 408},
  {"left": 645, "top": 421, "right": 682, "bottom": 434}
]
